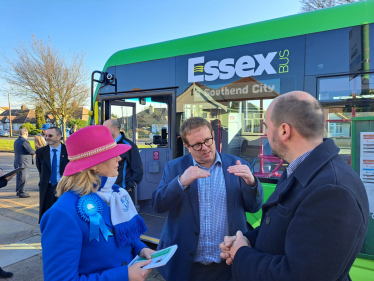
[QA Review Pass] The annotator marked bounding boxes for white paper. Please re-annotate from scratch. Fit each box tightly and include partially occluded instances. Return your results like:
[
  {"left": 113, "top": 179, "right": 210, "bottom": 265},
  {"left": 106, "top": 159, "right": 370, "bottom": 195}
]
[{"left": 128, "top": 245, "right": 178, "bottom": 269}]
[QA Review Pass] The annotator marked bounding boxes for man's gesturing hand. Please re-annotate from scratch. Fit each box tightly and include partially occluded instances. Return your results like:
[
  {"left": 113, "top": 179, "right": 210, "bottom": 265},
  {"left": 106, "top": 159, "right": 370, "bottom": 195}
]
[
  {"left": 179, "top": 166, "right": 211, "bottom": 187},
  {"left": 227, "top": 160, "right": 256, "bottom": 186},
  {"left": 220, "top": 231, "right": 250, "bottom": 265}
]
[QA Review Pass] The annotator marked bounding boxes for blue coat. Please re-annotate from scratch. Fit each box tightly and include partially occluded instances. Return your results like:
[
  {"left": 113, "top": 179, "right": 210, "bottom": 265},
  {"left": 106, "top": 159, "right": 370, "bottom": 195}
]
[
  {"left": 152, "top": 153, "right": 264, "bottom": 281},
  {"left": 40, "top": 191, "right": 147, "bottom": 281},
  {"left": 232, "top": 139, "right": 369, "bottom": 281}
]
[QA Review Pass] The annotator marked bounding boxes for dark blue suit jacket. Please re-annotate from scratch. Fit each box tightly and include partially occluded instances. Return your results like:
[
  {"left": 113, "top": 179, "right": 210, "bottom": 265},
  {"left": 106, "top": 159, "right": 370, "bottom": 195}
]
[
  {"left": 152, "top": 152, "right": 263, "bottom": 281},
  {"left": 40, "top": 191, "right": 147, "bottom": 281},
  {"left": 233, "top": 139, "right": 369, "bottom": 281},
  {"left": 14, "top": 136, "right": 35, "bottom": 168}
]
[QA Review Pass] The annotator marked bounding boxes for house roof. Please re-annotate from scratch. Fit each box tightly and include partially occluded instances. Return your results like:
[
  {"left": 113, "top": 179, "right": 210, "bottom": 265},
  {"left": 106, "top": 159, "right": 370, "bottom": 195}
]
[
  {"left": 72, "top": 107, "right": 90, "bottom": 121},
  {"left": 44, "top": 107, "right": 90, "bottom": 123},
  {"left": 0, "top": 109, "right": 36, "bottom": 124}
]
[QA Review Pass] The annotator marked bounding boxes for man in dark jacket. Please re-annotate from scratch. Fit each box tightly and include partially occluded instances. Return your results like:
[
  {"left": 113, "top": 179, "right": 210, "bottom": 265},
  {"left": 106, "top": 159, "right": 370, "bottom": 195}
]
[
  {"left": 103, "top": 119, "right": 143, "bottom": 203},
  {"left": 220, "top": 91, "right": 369, "bottom": 281},
  {"left": 36, "top": 127, "right": 69, "bottom": 223},
  {"left": 14, "top": 127, "right": 35, "bottom": 198},
  {"left": 0, "top": 167, "right": 15, "bottom": 278},
  {"left": 69, "top": 124, "right": 77, "bottom": 136}
]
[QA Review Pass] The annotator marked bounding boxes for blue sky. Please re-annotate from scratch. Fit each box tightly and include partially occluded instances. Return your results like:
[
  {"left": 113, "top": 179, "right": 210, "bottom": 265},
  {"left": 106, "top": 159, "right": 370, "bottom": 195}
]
[{"left": 0, "top": 0, "right": 301, "bottom": 108}]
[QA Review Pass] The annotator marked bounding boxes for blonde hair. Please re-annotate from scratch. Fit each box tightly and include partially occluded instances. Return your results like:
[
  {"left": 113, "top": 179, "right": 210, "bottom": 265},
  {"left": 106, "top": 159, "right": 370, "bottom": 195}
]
[{"left": 56, "top": 169, "right": 101, "bottom": 197}]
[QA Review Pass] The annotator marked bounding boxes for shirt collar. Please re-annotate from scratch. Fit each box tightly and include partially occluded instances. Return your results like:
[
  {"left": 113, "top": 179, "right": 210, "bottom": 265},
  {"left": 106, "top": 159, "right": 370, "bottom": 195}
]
[
  {"left": 114, "top": 134, "right": 122, "bottom": 143},
  {"left": 192, "top": 150, "right": 222, "bottom": 169},
  {"left": 286, "top": 149, "right": 313, "bottom": 178},
  {"left": 50, "top": 143, "right": 62, "bottom": 152}
]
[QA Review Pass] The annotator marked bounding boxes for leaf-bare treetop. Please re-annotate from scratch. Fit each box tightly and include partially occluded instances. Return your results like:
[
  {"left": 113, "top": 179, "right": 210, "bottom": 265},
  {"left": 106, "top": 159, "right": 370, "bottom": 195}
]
[
  {"left": 1, "top": 34, "right": 90, "bottom": 141},
  {"left": 300, "top": 0, "right": 363, "bottom": 12}
]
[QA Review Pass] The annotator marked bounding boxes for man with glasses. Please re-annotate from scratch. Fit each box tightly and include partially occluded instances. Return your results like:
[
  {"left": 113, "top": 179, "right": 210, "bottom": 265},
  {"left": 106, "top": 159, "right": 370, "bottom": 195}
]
[
  {"left": 152, "top": 117, "right": 263, "bottom": 281},
  {"left": 36, "top": 127, "right": 69, "bottom": 223}
]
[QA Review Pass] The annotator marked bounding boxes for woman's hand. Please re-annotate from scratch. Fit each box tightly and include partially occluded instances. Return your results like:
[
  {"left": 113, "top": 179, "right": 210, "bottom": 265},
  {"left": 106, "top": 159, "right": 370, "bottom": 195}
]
[
  {"left": 128, "top": 247, "right": 155, "bottom": 280},
  {"left": 139, "top": 247, "right": 155, "bottom": 259},
  {"left": 128, "top": 259, "right": 152, "bottom": 281}
]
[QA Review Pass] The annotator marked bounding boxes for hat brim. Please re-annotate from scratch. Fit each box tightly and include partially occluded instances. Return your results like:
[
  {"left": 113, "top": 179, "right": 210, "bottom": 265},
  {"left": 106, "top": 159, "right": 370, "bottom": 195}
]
[{"left": 63, "top": 143, "right": 131, "bottom": 176}]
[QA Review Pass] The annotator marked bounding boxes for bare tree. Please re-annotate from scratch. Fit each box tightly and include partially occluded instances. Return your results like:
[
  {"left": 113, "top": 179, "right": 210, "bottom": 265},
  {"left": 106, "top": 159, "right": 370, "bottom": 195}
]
[
  {"left": 1, "top": 34, "right": 90, "bottom": 141},
  {"left": 300, "top": 0, "right": 363, "bottom": 12}
]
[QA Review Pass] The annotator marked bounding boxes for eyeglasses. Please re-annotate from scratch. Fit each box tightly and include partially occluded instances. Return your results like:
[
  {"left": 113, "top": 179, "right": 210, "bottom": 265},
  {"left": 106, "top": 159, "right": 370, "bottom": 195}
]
[
  {"left": 46, "top": 134, "right": 55, "bottom": 138},
  {"left": 189, "top": 137, "right": 214, "bottom": 151}
]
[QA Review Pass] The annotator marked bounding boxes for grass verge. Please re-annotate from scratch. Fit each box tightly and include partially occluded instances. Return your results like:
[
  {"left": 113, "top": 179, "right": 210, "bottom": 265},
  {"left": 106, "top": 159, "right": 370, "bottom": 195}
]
[
  {"left": 0, "top": 138, "right": 36, "bottom": 152},
  {"left": 0, "top": 139, "right": 154, "bottom": 152}
]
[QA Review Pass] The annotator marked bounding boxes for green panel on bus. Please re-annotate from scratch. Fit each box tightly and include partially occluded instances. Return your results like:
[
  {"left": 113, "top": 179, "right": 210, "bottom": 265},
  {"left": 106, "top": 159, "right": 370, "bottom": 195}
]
[
  {"left": 246, "top": 183, "right": 276, "bottom": 228},
  {"left": 104, "top": 0, "right": 374, "bottom": 69}
]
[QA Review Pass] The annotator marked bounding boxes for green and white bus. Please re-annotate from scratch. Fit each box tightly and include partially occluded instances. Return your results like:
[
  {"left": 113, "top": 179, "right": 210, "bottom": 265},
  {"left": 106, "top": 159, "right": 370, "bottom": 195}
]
[{"left": 90, "top": 1, "right": 374, "bottom": 279}]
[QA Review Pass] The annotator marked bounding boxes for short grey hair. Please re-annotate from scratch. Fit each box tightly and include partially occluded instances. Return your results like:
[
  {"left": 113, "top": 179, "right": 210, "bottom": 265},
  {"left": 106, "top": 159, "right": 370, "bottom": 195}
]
[
  {"left": 180, "top": 117, "right": 213, "bottom": 144},
  {"left": 49, "top": 127, "right": 62, "bottom": 136},
  {"left": 107, "top": 119, "right": 121, "bottom": 130},
  {"left": 19, "top": 127, "right": 28, "bottom": 136},
  {"left": 271, "top": 94, "right": 325, "bottom": 140}
]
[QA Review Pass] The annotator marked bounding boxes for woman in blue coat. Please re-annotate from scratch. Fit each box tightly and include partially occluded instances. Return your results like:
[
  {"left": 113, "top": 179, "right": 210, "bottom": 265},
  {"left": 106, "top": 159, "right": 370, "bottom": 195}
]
[{"left": 40, "top": 125, "right": 154, "bottom": 281}]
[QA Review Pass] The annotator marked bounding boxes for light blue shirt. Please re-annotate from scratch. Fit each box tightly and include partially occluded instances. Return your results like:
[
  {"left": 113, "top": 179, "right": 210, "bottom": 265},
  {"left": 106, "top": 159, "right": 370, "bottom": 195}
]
[
  {"left": 114, "top": 134, "right": 122, "bottom": 143},
  {"left": 49, "top": 143, "right": 62, "bottom": 184},
  {"left": 179, "top": 151, "right": 229, "bottom": 264}
]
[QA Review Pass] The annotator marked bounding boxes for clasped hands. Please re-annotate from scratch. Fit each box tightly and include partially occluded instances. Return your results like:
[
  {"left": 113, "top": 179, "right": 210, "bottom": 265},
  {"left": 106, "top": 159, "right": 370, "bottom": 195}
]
[
  {"left": 179, "top": 160, "right": 256, "bottom": 187},
  {"left": 219, "top": 230, "right": 251, "bottom": 265}
]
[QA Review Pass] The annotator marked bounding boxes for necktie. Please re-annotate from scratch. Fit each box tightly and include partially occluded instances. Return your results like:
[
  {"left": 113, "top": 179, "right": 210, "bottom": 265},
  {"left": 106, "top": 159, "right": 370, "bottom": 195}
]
[{"left": 51, "top": 149, "right": 58, "bottom": 186}]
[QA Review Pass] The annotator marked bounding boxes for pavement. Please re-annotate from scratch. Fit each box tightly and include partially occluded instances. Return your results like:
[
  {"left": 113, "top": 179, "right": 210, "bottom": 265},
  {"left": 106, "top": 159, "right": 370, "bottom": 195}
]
[{"left": 0, "top": 152, "right": 165, "bottom": 281}]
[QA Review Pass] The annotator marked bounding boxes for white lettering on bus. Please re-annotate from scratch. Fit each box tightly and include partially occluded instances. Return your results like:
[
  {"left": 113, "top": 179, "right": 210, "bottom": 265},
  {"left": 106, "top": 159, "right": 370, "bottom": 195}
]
[
  {"left": 204, "top": 84, "right": 275, "bottom": 97},
  {"left": 188, "top": 52, "right": 277, "bottom": 83}
]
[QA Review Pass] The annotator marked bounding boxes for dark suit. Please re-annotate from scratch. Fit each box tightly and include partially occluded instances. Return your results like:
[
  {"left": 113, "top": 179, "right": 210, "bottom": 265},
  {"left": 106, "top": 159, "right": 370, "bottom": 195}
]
[
  {"left": 36, "top": 144, "right": 69, "bottom": 223},
  {"left": 14, "top": 136, "right": 35, "bottom": 195},
  {"left": 116, "top": 132, "right": 143, "bottom": 203},
  {"left": 232, "top": 139, "right": 369, "bottom": 281},
  {"left": 152, "top": 153, "right": 263, "bottom": 281}
]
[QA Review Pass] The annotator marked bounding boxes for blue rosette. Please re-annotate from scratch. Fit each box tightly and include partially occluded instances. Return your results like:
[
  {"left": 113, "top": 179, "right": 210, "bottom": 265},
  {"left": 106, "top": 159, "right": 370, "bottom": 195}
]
[{"left": 77, "top": 194, "right": 113, "bottom": 242}]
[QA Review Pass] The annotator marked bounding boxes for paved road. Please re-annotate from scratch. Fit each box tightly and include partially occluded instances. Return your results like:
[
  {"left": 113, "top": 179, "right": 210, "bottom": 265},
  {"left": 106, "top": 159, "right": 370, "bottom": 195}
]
[{"left": 0, "top": 152, "right": 165, "bottom": 281}]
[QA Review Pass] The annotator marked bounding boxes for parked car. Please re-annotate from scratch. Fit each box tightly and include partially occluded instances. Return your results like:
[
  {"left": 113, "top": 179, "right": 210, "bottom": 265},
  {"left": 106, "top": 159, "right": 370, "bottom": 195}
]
[{"left": 0, "top": 130, "right": 10, "bottom": 137}]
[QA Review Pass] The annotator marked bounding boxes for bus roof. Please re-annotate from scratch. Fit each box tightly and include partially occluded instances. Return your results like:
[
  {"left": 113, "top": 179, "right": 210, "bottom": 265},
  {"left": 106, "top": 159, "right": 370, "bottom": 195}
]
[{"left": 104, "top": 0, "right": 374, "bottom": 70}]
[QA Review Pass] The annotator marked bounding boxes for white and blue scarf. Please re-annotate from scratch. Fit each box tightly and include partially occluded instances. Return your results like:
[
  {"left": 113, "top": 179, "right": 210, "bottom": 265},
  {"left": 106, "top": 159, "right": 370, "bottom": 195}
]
[{"left": 96, "top": 176, "right": 147, "bottom": 246}]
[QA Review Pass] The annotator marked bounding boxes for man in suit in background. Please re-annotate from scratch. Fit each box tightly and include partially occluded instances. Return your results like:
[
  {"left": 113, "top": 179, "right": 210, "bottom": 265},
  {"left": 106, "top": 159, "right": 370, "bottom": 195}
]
[
  {"left": 152, "top": 117, "right": 263, "bottom": 281},
  {"left": 36, "top": 127, "right": 69, "bottom": 223},
  {"left": 14, "top": 127, "right": 35, "bottom": 198},
  {"left": 69, "top": 124, "right": 77, "bottom": 135},
  {"left": 34, "top": 124, "right": 49, "bottom": 150},
  {"left": 103, "top": 118, "right": 143, "bottom": 204}
]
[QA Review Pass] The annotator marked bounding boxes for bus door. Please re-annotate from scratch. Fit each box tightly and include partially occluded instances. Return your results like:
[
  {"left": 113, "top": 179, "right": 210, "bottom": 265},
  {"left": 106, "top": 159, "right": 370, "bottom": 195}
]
[
  {"left": 103, "top": 90, "right": 176, "bottom": 243},
  {"left": 317, "top": 73, "right": 374, "bottom": 258}
]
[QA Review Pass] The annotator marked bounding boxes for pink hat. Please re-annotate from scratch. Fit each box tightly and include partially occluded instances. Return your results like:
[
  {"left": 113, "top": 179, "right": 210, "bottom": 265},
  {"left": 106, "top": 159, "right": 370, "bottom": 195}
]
[{"left": 63, "top": 125, "right": 131, "bottom": 176}]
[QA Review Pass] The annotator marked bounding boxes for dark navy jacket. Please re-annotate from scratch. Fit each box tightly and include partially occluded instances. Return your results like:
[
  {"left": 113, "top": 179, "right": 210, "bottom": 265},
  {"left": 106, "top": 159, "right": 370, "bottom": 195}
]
[
  {"left": 14, "top": 136, "right": 35, "bottom": 168},
  {"left": 0, "top": 178, "right": 8, "bottom": 188},
  {"left": 152, "top": 153, "right": 264, "bottom": 281},
  {"left": 115, "top": 132, "right": 143, "bottom": 190},
  {"left": 233, "top": 138, "right": 369, "bottom": 281}
]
